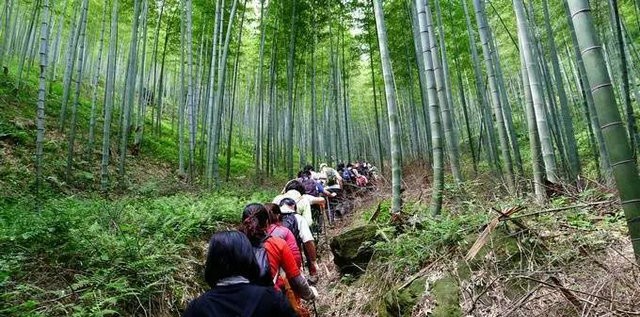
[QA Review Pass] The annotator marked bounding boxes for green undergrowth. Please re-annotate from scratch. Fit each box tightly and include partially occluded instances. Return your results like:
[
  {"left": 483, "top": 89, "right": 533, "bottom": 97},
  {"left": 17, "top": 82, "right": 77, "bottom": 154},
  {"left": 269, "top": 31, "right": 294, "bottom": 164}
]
[
  {"left": 1, "top": 63, "right": 285, "bottom": 316},
  {"left": 347, "top": 177, "right": 628, "bottom": 316},
  {"left": 0, "top": 186, "right": 277, "bottom": 317},
  {"left": 373, "top": 209, "right": 488, "bottom": 277},
  {"left": 0, "top": 61, "right": 280, "bottom": 198}
]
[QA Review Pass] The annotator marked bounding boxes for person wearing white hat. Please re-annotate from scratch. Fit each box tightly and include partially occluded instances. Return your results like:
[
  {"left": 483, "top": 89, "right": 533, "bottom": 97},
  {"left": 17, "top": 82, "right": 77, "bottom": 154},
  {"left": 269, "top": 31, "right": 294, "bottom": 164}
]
[{"left": 278, "top": 198, "right": 319, "bottom": 284}]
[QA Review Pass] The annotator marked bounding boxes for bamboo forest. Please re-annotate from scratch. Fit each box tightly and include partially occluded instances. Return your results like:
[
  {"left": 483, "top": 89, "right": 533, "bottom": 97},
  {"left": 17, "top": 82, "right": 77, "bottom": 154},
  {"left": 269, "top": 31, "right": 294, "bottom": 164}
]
[{"left": 3, "top": 0, "right": 640, "bottom": 315}]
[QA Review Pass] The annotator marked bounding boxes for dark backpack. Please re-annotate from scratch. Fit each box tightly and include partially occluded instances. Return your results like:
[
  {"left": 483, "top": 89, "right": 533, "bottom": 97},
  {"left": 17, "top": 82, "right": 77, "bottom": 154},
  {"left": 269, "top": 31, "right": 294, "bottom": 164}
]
[
  {"left": 253, "top": 236, "right": 273, "bottom": 286},
  {"left": 300, "top": 177, "right": 319, "bottom": 196},
  {"left": 281, "top": 213, "right": 301, "bottom": 246}
]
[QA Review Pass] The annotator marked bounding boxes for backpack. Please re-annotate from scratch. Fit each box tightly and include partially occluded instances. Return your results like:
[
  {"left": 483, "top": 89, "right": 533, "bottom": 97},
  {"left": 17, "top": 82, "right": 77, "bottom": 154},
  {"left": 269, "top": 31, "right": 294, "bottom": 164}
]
[
  {"left": 253, "top": 236, "right": 274, "bottom": 287},
  {"left": 300, "top": 177, "right": 319, "bottom": 196},
  {"left": 281, "top": 213, "right": 301, "bottom": 246},
  {"left": 325, "top": 169, "right": 337, "bottom": 186},
  {"left": 341, "top": 169, "right": 352, "bottom": 182}
]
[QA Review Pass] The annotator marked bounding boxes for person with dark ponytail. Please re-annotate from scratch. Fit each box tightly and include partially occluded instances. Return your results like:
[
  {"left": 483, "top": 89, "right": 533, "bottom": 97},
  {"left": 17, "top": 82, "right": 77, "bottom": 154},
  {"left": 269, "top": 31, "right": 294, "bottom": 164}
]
[
  {"left": 265, "top": 203, "right": 302, "bottom": 268},
  {"left": 240, "top": 203, "right": 317, "bottom": 316},
  {"left": 183, "top": 231, "right": 296, "bottom": 317}
]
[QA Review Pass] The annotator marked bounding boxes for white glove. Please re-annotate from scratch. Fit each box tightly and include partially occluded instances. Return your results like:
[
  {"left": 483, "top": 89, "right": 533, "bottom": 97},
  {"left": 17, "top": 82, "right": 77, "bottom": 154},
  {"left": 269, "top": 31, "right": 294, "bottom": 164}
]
[{"left": 309, "top": 286, "right": 319, "bottom": 299}]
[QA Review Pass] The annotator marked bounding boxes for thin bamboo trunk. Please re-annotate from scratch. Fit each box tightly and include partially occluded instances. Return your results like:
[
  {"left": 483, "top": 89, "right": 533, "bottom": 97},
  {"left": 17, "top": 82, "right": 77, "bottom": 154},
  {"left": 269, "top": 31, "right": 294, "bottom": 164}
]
[
  {"left": 210, "top": 0, "right": 239, "bottom": 184},
  {"left": 87, "top": 0, "right": 108, "bottom": 160},
  {"left": 286, "top": 1, "right": 298, "bottom": 178},
  {"left": 64, "top": 0, "right": 88, "bottom": 180},
  {"left": 426, "top": 0, "right": 462, "bottom": 184},
  {"left": 225, "top": 0, "right": 247, "bottom": 182},
  {"left": 543, "top": 0, "right": 580, "bottom": 180},
  {"left": 374, "top": 0, "right": 402, "bottom": 214},
  {"left": 368, "top": 20, "right": 385, "bottom": 169},
  {"left": 58, "top": 2, "right": 81, "bottom": 129},
  {"left": 473, "top": 0, "right": 514, "bottom": 190},
  {"left": 185, "top": 0, "right": 195, "bottom": 180},
  {"left": 462, "top": 0, "right": 498, "bottom": 172},
  {"left": 311, "top": 8, "right": 317, "bottom": 168},
  {"left": 416, "top": 0, "right": 443, "bottom": 215},
  {"left": 253, "top": 0, "right": 267, "bottom": 182},
  {"left": 514, "top": 0, "right": 558, "bottom": 183},
  {"left": 518, "top": 28, "right": 545, "bottom": 203},
  {"left": 134, "top": 0, "right": 149, "bottom": 154},
  {"left": 100, "top": 0, "right": 119, "bottom": 191},
  {"left": 118, "top": 0, "right": 141, "bottom": 187},
  {"left": 35, "top": 0, "right": 50, "bottom": 209}
]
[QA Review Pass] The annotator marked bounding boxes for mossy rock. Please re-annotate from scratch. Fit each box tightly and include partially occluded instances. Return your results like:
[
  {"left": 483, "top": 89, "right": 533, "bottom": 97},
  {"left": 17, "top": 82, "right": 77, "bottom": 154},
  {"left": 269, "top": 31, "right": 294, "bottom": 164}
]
[
  {"left": 431, "top": 276, "right": 461, "bottom": 317},
  {"left": 330, "top": 224, "right": 379, "bottom": 274},
  {"left": 379, "top": 277, "right": 427, "bottom": 317}
]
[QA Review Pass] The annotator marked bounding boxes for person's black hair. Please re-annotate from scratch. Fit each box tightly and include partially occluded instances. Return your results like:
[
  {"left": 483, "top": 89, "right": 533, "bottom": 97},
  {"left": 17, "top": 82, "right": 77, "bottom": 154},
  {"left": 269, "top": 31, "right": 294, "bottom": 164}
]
[
  {"left": 285, "top": 180, "right": 306, "bottom": 195},
  {"left": 240, "top": 203, "right": 268, "bottom": 245},
  {"left": 297, "top": 170, "right": 304, "bottom": 178},
  {"left": 303, "top": 165, "right": 314, "bottom": 172},
  {"left": 279, "top": 197, "right": 297, "bottom": 208},
  {"left": 301, "top": 170, "right": 312, "bottom": 178},
  {"left": 337, "top": 163, "right": 345, "bottom": 171},
  {"left": 204, "top": 230, "right": 260, "bottom": 288},
  {"left": 264, "top": 203, "right": 281, "bottom": 224}
]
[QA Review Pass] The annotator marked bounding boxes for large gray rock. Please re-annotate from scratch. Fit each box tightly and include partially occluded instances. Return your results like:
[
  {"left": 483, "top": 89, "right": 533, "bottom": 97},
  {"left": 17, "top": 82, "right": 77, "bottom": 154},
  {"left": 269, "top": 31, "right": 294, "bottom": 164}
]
[{"left": 330, "top": 224, "right": 379, "bottom": 274}]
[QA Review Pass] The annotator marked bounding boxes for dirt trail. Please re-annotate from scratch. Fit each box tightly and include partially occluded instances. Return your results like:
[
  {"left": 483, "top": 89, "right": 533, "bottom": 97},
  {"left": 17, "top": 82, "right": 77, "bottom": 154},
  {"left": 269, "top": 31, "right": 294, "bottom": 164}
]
[{"left": 310, "top": 190, "right": 387, "bottom": 317}]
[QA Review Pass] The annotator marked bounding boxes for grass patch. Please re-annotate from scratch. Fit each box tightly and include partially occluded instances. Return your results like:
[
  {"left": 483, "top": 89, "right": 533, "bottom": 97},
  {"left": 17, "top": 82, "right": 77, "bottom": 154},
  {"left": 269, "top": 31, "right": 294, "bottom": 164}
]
[{"left": 0, "top": 187, "right": 277, "bottom": 316}]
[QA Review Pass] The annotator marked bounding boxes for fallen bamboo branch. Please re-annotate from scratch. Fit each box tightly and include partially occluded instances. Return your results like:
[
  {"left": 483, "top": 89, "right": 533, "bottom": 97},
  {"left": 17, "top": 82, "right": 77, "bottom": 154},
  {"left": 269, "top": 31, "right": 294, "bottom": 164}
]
[
  {"left": 548, "top": 276, "right": 583, "bottom": 311},
  {"left": 515, "top": 275, "right": 634, "bottom": 307},
  {"left": 368, "top": 202, "right": 382, "bottom": 223},
  {"left": 501, "top": 285, "right": 542, "bottom": 316},
  {"left": 465, "top": 206, "right": 523, "bottom": 261},
  {"left": 491, "top": 207, "right": 529, "bottom": 232},
  {"left": 507, "top": 201, "right": 613, "bottom": 220}
]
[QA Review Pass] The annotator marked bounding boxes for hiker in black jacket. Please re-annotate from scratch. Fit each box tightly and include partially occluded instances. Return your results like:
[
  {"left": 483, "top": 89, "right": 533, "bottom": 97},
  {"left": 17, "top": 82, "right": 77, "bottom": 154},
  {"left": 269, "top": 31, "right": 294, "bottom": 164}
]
[{"left": 182, "top": 231, "right": 297, "bottom": 317}]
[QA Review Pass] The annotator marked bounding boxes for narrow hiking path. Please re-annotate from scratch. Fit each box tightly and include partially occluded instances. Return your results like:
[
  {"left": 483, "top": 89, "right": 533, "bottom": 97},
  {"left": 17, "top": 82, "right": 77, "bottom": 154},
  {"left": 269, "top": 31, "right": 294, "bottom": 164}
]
[
  {"left": 312, "top": 186, "right": 388, "bottom": 316},
  {"left": 188, "top": 183, "right": 388, "bottom": 317}
]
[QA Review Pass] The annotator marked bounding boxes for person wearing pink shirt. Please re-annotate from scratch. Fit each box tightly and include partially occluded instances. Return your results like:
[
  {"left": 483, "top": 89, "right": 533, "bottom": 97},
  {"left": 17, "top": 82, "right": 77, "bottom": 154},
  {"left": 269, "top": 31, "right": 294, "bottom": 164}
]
[{"left": 264, "top": 203, "right": 303, "bottom": 268}]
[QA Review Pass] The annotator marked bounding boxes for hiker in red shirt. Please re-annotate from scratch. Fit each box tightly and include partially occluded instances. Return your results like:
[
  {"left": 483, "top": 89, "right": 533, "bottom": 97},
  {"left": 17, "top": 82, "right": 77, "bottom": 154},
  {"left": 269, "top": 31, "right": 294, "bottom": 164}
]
[
  {"left": 264, "top": 203, "right": 303, "bottom": 268},
  {"left": 241, "top": 204, "right": 317, "bottom": 316}
]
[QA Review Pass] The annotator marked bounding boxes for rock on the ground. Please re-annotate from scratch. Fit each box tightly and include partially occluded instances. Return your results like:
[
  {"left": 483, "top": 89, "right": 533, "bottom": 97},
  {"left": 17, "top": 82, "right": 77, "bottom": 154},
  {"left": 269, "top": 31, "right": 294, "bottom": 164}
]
[
  {"left": 379, "top": 277, "right": 427, "bottom": 317},
  {"left": 330, "top": 224, "right": 379, "bottom": 274}
]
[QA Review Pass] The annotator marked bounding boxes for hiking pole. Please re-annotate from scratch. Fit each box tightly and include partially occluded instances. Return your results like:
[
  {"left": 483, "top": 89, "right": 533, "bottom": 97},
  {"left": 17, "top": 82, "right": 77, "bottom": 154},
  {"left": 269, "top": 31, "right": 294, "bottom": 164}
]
[{"left": 312, "top": 300, "right": 319, "bottom": 317}]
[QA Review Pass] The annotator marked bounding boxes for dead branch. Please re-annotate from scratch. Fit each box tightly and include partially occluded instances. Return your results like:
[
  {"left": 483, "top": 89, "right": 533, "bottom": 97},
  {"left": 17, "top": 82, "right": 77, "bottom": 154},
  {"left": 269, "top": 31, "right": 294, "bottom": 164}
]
[
  {"left": 368, "top": 202, "right": 382, "bottom": 223},
  {"left": 465, "top": 275, "right": 502, "bottom": 314},
  {"left": 501, "top": 285, "right": 542, "bottom": 317},
  {"left": 507, "top": 201, "right": 613, "bottom": 220},
  {"left": 465, "top": 206, "right": 524, "bottom": 261},
  {"left": 516, "top": 275, "right": 635, "bottom": 307},
  {"left": 548, "top": 276, "right": 584, "bottom": 311}
]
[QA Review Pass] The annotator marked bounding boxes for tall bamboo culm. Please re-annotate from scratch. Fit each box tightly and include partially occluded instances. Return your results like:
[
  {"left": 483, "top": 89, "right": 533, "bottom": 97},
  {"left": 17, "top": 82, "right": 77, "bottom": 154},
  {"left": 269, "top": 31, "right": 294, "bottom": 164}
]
[
  {"left": 373, "top": 0, "right": 402, "bottom": 214},
  {"left": 568, "top": 0, "right": 640, "bottom": 259},
  {"left": 35, "top": 0, "right": 50, "bottom": 209},
  {"left": 416, "top": 0, "right": 444, "bottom": 215}
]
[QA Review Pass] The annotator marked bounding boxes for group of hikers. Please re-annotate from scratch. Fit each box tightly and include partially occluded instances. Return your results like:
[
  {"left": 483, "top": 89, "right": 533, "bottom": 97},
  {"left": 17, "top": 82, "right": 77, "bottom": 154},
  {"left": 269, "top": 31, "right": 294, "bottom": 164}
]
[{"left": 183, "top": 161, "right": 378, "bottom": 317}]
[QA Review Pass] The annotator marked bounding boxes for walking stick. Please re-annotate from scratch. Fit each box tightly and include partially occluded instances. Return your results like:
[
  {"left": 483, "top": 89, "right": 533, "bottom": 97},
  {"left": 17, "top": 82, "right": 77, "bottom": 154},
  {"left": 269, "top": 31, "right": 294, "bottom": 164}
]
[{"left": 312, "top": 300, "right": 319, "bottom": 317}]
